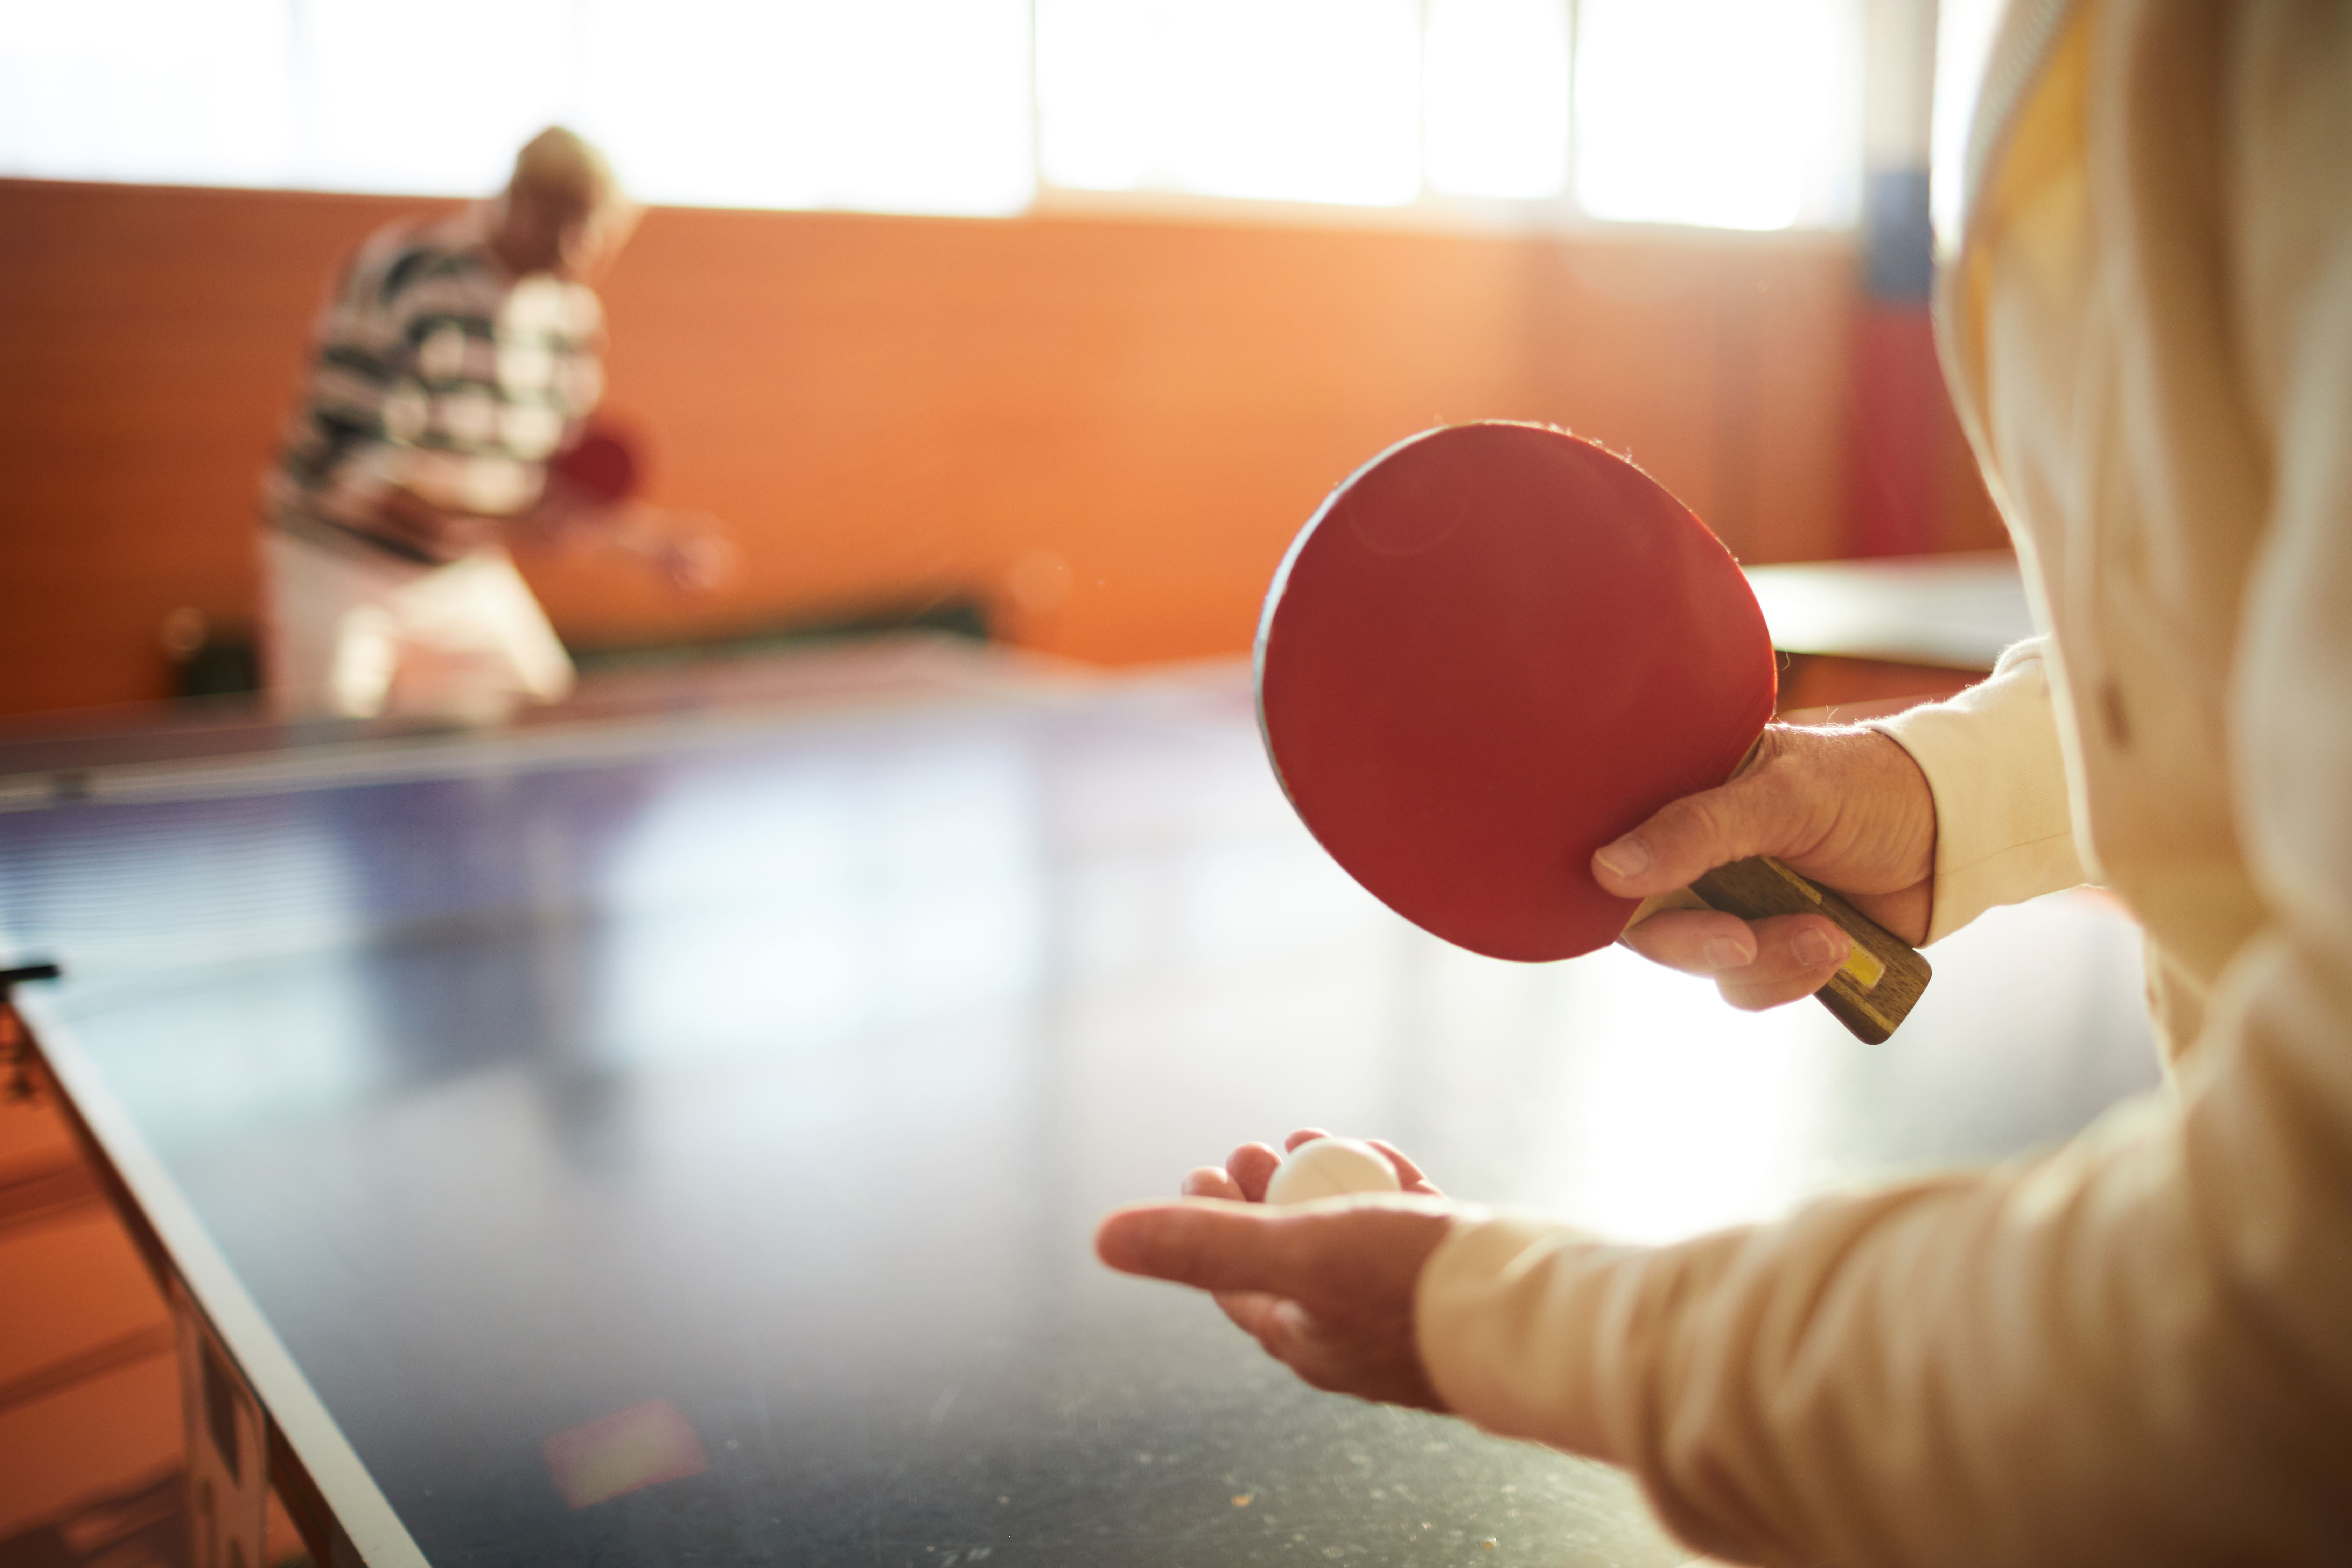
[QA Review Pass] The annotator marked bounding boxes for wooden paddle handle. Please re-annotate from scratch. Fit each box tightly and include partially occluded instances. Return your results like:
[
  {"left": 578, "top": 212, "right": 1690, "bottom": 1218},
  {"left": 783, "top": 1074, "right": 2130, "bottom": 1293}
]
[{"left": 1688, "top": 856, "right": 1931, "bottom": 1044}]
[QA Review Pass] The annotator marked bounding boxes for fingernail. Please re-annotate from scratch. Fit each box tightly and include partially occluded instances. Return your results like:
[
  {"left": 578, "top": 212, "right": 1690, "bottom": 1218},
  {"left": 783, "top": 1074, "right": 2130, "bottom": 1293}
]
[
  {"left": 1701, "top": 936, "right": 1749, "bottom": 971},
  {"left": 1794, "top": 927, "right": 1846, "bottom": 967},
  {"left": 1594, "top": 837, "right": 1651, "bottom": 881}
]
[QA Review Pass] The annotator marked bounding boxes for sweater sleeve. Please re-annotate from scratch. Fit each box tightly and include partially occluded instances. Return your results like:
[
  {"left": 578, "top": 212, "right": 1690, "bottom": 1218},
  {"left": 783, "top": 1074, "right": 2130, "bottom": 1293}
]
[
  {"left": 1412, "top": 8, "right": 2352, "bottom": 1563},
  {"left": 1869, "top": 638, "right": 2086, "bottom": 943}
]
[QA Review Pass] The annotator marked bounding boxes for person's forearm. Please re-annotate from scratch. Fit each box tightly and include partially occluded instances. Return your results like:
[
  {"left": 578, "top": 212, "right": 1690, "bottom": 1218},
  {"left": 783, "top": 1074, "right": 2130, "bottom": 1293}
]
[{"left": 1416, "top": 1057, "right": 2350, "bottom": 1568}]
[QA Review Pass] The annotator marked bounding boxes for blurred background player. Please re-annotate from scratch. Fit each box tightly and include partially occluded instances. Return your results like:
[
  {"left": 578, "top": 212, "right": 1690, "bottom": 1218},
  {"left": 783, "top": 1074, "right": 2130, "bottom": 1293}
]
[{"left": 260, "top": 126, "right": 725, "bottom": 724}]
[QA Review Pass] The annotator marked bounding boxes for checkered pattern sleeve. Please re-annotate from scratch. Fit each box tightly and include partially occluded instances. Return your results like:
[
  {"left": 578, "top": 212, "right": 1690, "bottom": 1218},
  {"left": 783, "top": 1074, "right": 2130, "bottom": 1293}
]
[{"left": 267, "top": 226, "right": 448, "bottom": 562}]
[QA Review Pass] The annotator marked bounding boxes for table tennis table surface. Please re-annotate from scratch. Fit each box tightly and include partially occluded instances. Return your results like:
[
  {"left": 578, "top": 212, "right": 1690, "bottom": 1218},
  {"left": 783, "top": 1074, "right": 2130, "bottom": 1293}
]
[{"left": 1, "top": 639, "right": 2161, "bottom": 1567}]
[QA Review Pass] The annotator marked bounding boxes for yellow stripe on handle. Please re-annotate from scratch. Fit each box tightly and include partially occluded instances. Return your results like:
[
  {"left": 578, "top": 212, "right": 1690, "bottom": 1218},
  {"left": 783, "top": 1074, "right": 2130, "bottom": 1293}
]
[
  {"left": 1687, "top": 856, "right": 1931, "bottom": 1043},
  {"left": 1839, "top": 943, "right": 1888, "bottom": 992},
  {"left": 1748, "top": 856, "right": 1889, "bottom": 991}
]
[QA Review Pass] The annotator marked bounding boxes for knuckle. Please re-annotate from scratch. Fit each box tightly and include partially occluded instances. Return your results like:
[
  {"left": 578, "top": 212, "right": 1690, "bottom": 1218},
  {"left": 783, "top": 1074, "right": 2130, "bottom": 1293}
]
[
  {"left": 1676, "top": 791, "right": 1748, "bottom": 856},
  {"left": 1742, "top": 724, "right": 1796, "bottom": 774},
  {"left": 1652, "top": 791, "right": 1716, "bottom": 842},
  {"left": 1742, "top": 727, "right": 1819, "bottom": 792}
]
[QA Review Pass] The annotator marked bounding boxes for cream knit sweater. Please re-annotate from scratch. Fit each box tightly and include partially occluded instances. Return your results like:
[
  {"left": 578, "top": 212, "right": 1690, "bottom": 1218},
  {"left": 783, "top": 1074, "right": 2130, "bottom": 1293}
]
[{"left": 1412, "top": 3, "right": 2352, "bottom": 1562}]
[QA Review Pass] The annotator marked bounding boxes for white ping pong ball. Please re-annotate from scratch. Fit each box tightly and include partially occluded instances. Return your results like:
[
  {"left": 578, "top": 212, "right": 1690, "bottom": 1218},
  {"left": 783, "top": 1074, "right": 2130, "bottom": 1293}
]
[{"left": 1263, "top": 1137, "right": 1403, "bottom": 1205}]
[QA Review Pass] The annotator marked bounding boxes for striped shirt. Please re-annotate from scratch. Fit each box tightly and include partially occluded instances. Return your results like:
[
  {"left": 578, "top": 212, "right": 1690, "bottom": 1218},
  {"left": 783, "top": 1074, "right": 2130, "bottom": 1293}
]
[{"left": 267, "top": 208, "right": 605, "bottom": 566}]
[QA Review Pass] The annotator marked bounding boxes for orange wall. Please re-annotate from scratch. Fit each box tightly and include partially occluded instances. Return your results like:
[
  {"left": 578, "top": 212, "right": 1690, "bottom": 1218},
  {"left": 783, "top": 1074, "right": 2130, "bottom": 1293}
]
[{"left": 0, "top": 178, "right": 2001, "bottom": 718}]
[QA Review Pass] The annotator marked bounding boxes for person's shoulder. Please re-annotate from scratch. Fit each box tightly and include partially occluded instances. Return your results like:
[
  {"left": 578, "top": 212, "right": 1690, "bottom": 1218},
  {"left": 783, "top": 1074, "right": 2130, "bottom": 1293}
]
[{"left": 348, "top": 208, "right": 498, "bottom": 315}]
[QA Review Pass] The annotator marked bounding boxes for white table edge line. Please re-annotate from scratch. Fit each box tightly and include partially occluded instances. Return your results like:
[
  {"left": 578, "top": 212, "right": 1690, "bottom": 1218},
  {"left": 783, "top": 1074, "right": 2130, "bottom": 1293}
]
[{"left": 15, "top": 990, "right": 435, "bottom": 1568}]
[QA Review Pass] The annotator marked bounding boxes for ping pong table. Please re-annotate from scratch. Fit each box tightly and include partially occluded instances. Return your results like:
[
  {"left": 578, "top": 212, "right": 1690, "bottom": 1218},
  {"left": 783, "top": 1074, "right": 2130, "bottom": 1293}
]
[{"left": 0, "top": 639, "right": 2159, "bottom": 1567}]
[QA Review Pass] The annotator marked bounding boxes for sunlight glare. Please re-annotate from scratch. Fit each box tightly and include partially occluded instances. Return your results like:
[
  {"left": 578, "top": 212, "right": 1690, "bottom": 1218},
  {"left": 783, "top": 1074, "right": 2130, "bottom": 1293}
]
[
  {"left": 0, "top": 0, "right": 293, "bottom": 186},
  {"left": 1545, "top": 947, "right": 1832, "bottom": 1243},
  {"left": 1037, "top": 0, "right": 1422, "bottom": 207},
  {"left": 579, "top": 0, "right": 1033, "bottom": 216},
  {"left": 1422, "top": 0, "right": 1570, "bottom": 200},
  {"left": 301, "top": 0, "right": 573, "bottom": 195},
  {"left": 1574, "top": 0, "right": 1860, "bottom": 231},
  {"left": 1929, "top": 0, "right": 2006, "bottom": 250}
]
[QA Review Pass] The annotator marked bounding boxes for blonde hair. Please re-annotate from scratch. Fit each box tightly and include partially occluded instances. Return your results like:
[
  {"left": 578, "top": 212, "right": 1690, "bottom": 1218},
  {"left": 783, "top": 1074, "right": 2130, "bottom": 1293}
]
[{"left": 509, "top": 126, "right": 625, "bottom": 206}]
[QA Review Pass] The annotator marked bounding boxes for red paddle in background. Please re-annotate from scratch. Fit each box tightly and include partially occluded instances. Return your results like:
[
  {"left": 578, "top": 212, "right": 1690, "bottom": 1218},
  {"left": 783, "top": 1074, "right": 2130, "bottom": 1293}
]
[
  {"left": 548, "top": 421, "right": 642, "bottom": 507},
  {"left": 1255, "top": 422, "right": 1930, "bottom": 1043},
  {"left": 543, "top": 421, "right": 734, "bottom": 592}
]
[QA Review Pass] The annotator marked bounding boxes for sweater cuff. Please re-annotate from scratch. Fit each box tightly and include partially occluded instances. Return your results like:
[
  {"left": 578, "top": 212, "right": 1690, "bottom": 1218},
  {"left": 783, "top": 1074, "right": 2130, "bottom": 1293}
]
[
  {"left": 1870, "top": 638, "right": 2085, "bottom": 943},
  {"left": 1415, "top": 1211, "right": 1632, "bottom": 1462}
]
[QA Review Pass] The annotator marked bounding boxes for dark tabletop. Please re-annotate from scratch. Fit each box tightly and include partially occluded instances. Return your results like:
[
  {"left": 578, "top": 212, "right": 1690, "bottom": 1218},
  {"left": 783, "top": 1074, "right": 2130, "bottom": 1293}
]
[{"left": 0, "top": 656, "right": 2160, "bottom": 1567}]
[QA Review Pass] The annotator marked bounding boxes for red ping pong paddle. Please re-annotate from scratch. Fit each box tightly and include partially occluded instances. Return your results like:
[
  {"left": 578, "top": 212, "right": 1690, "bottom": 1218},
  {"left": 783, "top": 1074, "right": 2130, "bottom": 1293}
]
[
  {"left": 548, "top": 422, "right": 640, "bottom": 506},
  {"left": 540, "top": 420, "right": 734, "bottom": 590},
  {"left": 1254, "top": 422, "right": 1930, "bottom": 1043}
]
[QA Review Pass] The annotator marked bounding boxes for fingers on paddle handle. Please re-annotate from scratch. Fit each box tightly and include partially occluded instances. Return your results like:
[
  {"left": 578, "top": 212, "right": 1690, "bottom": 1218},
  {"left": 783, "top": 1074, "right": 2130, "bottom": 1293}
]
[{"left": 1687, "top": 856, "right": 1932, "bottom": 1044}]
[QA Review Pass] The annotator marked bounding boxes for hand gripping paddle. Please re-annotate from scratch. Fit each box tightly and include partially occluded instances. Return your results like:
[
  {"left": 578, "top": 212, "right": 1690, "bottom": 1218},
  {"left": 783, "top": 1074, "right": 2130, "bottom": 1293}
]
[{"left": 1254, "top": 422, "right": 1930, "bottom": 1043}]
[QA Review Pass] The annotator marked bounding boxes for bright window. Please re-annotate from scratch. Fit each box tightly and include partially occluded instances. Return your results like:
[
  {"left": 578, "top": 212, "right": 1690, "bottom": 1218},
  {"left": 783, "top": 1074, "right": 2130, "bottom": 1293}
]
[
  {"left": 1930, "top": 0, "right": 2007, "bottom": 248},
  {"left": 1574, "top": 0, "right": 1861, "bottom": 231},
  {"left": 1037, "top": 0, "right": 1423, "bottom": 207},
  {"left": 0, "top": 0, "right": 1037, "bottom": 218},
  {"left": 576, "top": 0, "right": 1035, "bottom": 217},
  {"left": 0, "top": 0, "right": 296, "bottom": 189},
  {"left": 1423, "top": 0, "right": 1572, "bottom": 200},
  {"left": 0, "top": 0, "right": 1860, "bottom": 232},
  {"left": 298, "top": 0, "right": 578, "bottom": 197}
]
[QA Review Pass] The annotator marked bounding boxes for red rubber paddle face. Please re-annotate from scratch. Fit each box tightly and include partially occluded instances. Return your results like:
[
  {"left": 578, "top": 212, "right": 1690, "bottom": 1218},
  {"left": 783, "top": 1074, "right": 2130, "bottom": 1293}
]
[
  {"left": 549, "top": 425, "right": 639, "bottom": 504},
  {"left": 1255, "top": 422, "right": 1776, "bottom": 962}
]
